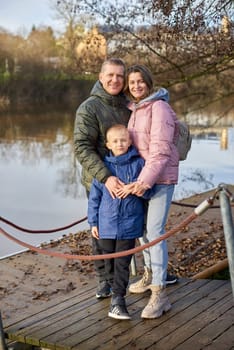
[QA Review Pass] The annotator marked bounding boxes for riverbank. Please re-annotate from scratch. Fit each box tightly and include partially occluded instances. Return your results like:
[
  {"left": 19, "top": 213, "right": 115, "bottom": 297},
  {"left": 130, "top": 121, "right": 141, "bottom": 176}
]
[
  {"left": 1, "top": 185, "right": 233, "bottom": 325},
  {"left": 0, "top": 78, "right": 94, "bottom": 110}
]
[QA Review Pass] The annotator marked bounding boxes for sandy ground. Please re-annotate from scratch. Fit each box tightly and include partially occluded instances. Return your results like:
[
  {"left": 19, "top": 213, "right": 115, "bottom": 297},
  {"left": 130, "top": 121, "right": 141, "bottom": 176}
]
[{"left": 1, "top": 185, "right": 233, "bottom": 326}]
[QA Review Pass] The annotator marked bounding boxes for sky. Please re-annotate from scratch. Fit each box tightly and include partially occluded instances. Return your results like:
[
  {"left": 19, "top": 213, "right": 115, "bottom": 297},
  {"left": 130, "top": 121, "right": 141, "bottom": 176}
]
[{"left": 0, "top": 0, "right": 62, "bottom": 35}]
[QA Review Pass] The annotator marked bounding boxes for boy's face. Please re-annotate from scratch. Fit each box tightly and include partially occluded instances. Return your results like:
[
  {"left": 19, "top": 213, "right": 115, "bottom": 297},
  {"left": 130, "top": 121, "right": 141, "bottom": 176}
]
[{"left": 106, "top": 128, "right": 131, "bottom": 156}]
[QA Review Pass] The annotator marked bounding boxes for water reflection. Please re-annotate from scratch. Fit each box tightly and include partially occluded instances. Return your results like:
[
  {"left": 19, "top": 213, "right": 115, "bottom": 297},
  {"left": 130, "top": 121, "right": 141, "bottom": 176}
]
[
  {"left": 0, "top": 110, "right": 88, "bottom": 258},
  {"left": 174, "top": 128, "right": 234, "bottom": 199},
  {"left": 0, "top": 110, "right": 234, "bottom": 258},
  {"left": 0, "top": 110, "right": 85, "bottom": 198}
]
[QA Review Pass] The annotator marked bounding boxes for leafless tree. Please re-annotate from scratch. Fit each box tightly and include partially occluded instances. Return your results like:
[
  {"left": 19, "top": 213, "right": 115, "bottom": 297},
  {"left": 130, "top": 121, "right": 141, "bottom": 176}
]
[{"left": 57, "top": 0, "right": 234, "bottom": 120}]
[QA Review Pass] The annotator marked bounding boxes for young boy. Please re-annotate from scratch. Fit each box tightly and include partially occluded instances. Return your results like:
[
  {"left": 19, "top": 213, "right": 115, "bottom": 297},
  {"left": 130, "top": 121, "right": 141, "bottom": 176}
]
[{"left": 88, "top": 124, "right": 154, "bottom": 320}]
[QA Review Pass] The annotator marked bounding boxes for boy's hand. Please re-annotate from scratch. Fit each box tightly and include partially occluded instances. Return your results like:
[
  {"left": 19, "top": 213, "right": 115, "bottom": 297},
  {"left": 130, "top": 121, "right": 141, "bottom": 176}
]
[{"left": 91, "top": 226, "right": 99, "bottom": 239}]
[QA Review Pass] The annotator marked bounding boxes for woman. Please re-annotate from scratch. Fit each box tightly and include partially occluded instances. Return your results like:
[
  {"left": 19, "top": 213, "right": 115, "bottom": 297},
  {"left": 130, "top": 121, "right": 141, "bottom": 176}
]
[{"left": 118, "top": 64, "right": 179, "bottom": 319}]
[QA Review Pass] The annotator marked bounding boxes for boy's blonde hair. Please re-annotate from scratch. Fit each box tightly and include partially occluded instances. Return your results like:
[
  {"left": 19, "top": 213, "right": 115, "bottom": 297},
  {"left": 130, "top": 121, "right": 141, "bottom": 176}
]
[{"left": 106, "top": 124, "right": 129, "bottom": 141}]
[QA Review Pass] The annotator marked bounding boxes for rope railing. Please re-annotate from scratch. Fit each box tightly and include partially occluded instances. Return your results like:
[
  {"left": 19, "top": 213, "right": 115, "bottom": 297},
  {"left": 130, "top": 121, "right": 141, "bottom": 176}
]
[
  {"left": 0, "top": 184, "right": 233, "bottom": 264},
  {"left": 0, "top": 216, "right": 87, "bottom": 234},
  {"left": 0, "top": 197, "right": 214, "bottom": 261},
  {"left": 0, "top": 198, "right": 223, "bottom": 235}
]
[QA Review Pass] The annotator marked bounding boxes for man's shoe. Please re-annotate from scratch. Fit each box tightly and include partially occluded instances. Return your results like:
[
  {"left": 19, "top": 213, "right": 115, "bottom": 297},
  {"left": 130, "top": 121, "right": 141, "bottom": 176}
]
[
  {"left": 166, "top": 273, "right": 178, "bottom": 285},
  {"left": 128, "top": 266, "right": 152, "bottom": 294},
  {"left": 96, "top": 281, "right": 112, "bottom": 299},
  {"left": 129, "top": 269, "right": 178, "bottom": 293},
  {"left": 141, "top": 285, "right": 171, "bottom": 319},
  {"left": 108, "top": 296, "right": 131, "bottom": 320}
]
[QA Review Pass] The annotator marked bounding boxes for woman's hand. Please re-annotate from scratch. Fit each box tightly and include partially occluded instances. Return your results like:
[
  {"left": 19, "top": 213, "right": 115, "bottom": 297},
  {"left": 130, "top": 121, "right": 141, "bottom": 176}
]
[
  {"left": 116, "top": 181, "right": 149, "bottom": 198},
  {"left": 116, "top": 183, "right": 136, "bottom": 198},
  {"left": 91, "top": 226, "right": 99, "bottom": 239},
  {"left": 131, "top": 182, "right": 148, "bottom": 196}
]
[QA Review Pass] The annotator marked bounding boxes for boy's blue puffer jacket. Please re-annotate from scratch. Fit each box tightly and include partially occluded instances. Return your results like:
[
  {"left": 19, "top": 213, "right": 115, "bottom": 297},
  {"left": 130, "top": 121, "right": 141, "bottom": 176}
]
[{"left": 88, "top": 146, "right": 153, "bottom": 240}]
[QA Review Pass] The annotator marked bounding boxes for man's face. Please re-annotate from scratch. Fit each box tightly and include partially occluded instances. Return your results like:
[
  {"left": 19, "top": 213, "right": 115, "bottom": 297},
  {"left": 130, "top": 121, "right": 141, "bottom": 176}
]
[{"left": 99, "top": 64, "right": 125, "bottom": 95}]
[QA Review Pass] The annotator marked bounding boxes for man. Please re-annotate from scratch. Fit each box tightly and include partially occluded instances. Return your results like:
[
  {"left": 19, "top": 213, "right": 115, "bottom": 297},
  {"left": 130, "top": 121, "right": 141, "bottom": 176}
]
[{"left": 74, "top": 58, "right": 131, "bottom": 298}]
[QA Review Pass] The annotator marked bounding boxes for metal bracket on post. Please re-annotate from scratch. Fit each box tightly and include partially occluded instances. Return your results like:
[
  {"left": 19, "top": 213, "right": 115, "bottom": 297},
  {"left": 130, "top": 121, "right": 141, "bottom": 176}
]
[
  {"left": 219, "top": 183, "right": 234, "bottom": 297},
  {"left": 130, "top": 255, "right": 137, "bottom": 276},
  {"left": 0, "top": 312, "right": 7, "bottom": 350}
]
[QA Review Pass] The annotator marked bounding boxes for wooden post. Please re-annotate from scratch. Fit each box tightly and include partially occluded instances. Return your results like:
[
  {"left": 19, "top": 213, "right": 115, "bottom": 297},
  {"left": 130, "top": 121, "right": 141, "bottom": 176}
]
[
  {"left": 0, "top": 312, "right": 7, "bottom": 350},
  {"left": 220, "top": 128, "right": 228, "bottom": 150},
  {"left": 192, "top": 258, "right": 228, "bottom": 280}
]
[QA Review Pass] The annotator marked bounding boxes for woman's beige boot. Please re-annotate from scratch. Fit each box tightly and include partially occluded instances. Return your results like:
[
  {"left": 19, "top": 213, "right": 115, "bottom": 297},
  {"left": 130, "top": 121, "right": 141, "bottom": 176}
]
[
  {"left": 141, "top": 285, "right": 171, "bottom": 318},
  {"left": 129, "top": 266, "right": 152, "bottom": 293}
]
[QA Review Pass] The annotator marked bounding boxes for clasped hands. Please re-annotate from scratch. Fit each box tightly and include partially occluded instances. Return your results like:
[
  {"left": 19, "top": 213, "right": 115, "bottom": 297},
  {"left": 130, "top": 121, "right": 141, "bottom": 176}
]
[
  {"left": 105, "top": 176, "right": 148, "bottom": 199},
  {"left": 92, "top": 177, "right": 148, "bottom": 238}
]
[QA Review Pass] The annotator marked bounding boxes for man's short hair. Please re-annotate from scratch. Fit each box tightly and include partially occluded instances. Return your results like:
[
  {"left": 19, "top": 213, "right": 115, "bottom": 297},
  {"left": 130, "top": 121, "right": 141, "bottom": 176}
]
[{"left": 101, "top": 58, "right": 126, "bottom": 73}]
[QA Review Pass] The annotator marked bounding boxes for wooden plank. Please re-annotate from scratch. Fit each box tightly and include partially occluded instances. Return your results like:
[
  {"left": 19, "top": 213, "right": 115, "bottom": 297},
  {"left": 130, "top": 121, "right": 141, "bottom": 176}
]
[
  {"left": 4, "top": 279, "right": 232, "bottom": 350},
  {"left": 5, "top": 286, "right": 98, "bottom": 345},
  {"left": 202, "top": 324, "right": 234, "bottom": 350},
  {"left": 95, "top": 280, "right": 229, "bottom": 350},
  {"left": 5, "top": 282, "right": 96, "bottom": 331},
  {"left": 175, "top": 301, "right": 234, "bottom": 349},
  {"left": 125, "top": 280, "right": 231, "bottom": 350},
  {"left": 55, "top": 280, "right": 210, "bottom": 350},
  {"left": 25, "top": 295, "right": 112, "bottom": 348},
  {"left": 11, "top": 281, "right": 185, "bottom": 350},
  {"left": 148, "top": 291, "right": 233, "bottom": 349},
  {"left": 40, "top": 292, "right": 146, "bottom": 350},
  {"left": 3, "top": 280, "right": 96, "bottom": 328}
]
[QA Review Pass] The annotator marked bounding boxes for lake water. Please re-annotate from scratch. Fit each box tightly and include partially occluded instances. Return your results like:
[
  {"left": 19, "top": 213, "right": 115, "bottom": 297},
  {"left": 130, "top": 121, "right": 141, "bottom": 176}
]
[{"left": 0, "top": 110, "right": 234, "bottom": 258}]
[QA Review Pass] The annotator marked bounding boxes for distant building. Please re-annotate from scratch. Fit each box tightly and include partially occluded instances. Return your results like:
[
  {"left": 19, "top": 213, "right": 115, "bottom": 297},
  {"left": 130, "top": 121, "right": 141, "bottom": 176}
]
[
  {"left": 76, "top": 27, "right": 107, "bottom": 67},
  {"left": 220, "top": 16, "right": 232, "bottom": 35}
]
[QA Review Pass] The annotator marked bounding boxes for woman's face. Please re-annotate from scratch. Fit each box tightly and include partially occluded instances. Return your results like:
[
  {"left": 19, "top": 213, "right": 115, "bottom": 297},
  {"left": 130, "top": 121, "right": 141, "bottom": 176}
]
[{"left": 128, "top": 72, "right": 149, "bottom": 102}]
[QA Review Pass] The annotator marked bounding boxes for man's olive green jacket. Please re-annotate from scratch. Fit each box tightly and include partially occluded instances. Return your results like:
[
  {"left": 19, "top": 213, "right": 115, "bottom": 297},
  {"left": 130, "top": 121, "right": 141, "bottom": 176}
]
[{"left": 74, "top": 81, "right": 131, "bottom": 192}]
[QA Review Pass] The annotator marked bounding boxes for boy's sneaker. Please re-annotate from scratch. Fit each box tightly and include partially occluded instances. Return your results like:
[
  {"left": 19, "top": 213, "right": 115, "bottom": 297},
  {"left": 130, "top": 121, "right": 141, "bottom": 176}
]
[
  {"left": 108, "top": 296, "right": 131, "bottom": 320},
  {"left": 166, "top": 273, "right": 178, "bottom": 285},
  {"left": 108, "top": 304, "right": 131, "bottom": 320},
  {"left": 96, "top": 281, "right": 112, "bottom": 299}
]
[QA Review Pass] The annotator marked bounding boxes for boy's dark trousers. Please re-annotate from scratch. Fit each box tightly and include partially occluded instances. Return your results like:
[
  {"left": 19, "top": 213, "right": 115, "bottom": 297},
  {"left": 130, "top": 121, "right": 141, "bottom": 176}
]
[
  {"left": 98, "top": 238, "right": 135, "bottom": 296},
  {"left": 87, "top": 188, "right": 112, "bottom": 285},
  {"left": 92, "top": 237, "right": 113, "bottom": 284}
]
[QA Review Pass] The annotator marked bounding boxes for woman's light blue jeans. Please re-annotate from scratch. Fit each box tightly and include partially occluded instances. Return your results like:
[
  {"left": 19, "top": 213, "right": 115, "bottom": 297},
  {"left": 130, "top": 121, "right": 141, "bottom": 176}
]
[{"left": 139, "top": 184, "right": 175, "bottom": 286}]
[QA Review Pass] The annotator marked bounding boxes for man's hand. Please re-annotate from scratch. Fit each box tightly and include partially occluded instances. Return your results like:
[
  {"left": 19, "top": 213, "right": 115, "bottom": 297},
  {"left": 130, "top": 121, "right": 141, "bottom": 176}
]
[
  {"left": 105, "top": 176, "right": 125, "bottom": 199},
  {"left": 91, "top": 226, "right": 99, "bottom": 239}
]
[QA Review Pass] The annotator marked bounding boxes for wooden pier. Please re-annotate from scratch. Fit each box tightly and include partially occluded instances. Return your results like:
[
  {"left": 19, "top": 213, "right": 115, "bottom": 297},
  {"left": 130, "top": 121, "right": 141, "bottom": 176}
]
[{"left": 2, "top": 278, "right": 233, "bottom": 350}]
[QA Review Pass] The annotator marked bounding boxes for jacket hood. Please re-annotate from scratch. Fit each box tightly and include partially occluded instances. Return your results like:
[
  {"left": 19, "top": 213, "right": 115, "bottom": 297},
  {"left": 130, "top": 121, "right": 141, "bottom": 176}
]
[
  {"left": 91, "top": 80, "right": 129, "bottom": 107},
  {"left": 105, "top": 145, "right": 140, "bottom": 165},
  {"left": 143, "top": 87, "right": 169, "bottom": 103},
  {"left": 129, "top": 87, "right": 169, "bottom": 109}
]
